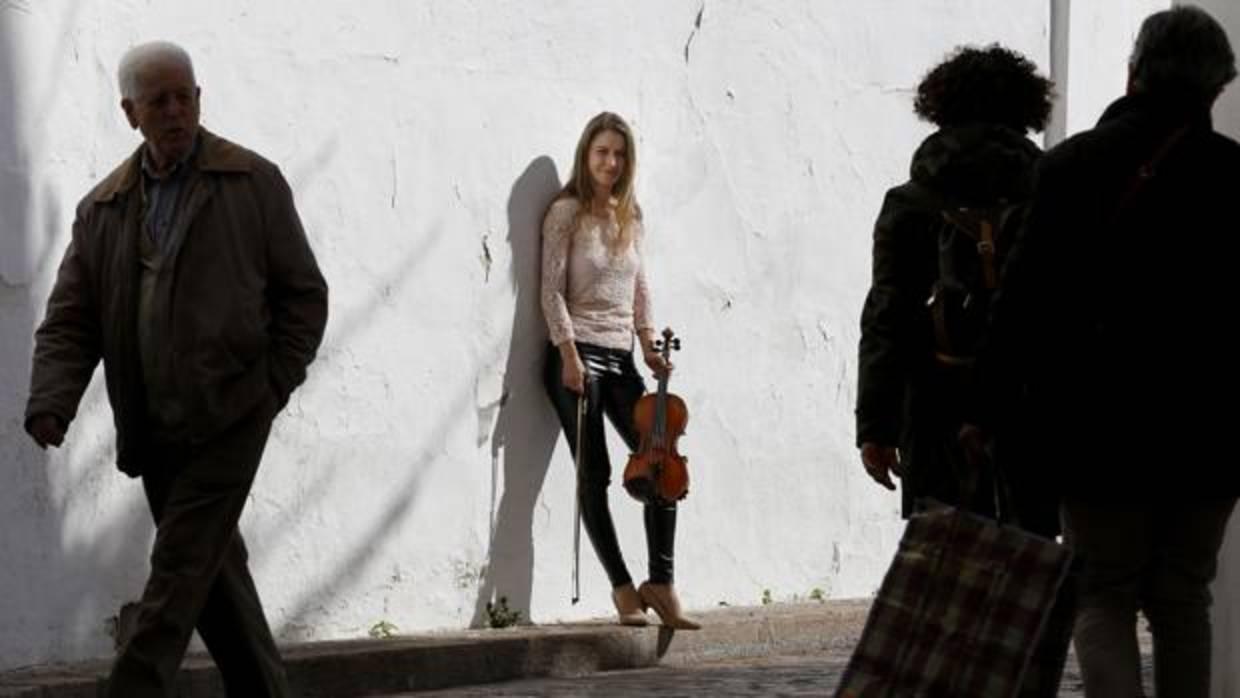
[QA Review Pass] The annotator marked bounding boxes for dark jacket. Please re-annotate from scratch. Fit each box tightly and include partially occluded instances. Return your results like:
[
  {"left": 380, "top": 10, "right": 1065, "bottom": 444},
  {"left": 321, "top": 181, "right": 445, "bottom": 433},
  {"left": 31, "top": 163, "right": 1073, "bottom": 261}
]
[
  {"left": 984, "top": 93, "right": 1240, "bottom": 500},
  {"left": 26, "top": 128, "right": 328, "bottom": 476},
  {"left": 856, "top": 124, "right": 1041, "bottom": 516}
]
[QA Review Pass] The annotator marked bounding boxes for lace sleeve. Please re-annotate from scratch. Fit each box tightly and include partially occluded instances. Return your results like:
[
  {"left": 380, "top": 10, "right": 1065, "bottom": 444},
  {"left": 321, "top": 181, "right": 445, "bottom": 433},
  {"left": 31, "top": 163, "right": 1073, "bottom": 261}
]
[{"left": 541, "top": 199, "right": 577, "bottom": 346}]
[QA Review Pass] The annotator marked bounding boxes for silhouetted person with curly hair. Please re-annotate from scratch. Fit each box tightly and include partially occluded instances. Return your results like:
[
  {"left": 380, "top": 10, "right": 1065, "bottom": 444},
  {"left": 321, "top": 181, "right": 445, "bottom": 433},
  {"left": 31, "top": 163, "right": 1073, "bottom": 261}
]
[{"left": 856, "top": 44, "right": 1054, "bottom": 528}]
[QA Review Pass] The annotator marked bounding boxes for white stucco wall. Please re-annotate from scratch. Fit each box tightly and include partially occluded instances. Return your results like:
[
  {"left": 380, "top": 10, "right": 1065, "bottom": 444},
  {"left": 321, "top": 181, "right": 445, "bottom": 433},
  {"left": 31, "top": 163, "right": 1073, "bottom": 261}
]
[
  {"left": 1192, "top": 4, "right": 1240, "bottom": 697},
  {"left": 1056, "top": 0, "right": 1171, "bottom": 137},
  {"left": 5, "top": 0, "right": 1187, "bottom": 672}
]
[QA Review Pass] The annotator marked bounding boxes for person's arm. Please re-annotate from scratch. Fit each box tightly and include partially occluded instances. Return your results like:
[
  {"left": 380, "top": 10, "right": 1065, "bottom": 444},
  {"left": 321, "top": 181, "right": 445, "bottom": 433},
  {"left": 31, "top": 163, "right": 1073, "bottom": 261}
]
[
  {"left": 26, "top": 216, "right": 103, "bottom": 449},
  {"left": 260, "top": 164, "right": 328, "bottom": 407},
  {"left": 856, "top": 186, "right": 927, "bottom": 488},
  {"left": 541, "top": 200, "right": 585, "bottom": 393}
]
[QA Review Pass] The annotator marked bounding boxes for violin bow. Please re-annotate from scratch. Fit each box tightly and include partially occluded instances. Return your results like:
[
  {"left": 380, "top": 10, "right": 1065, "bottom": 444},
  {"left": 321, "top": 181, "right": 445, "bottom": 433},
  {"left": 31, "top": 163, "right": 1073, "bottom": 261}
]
[{"left": 572, "top": 389, "right": 585, "bottom": 604}]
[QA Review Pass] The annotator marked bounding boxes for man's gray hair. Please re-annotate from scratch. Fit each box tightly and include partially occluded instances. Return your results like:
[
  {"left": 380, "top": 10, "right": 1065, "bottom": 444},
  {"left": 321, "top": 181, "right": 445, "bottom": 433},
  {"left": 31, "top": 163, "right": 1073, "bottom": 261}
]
[
  {"left": 117, "top": 41, "right": 196, "bottom": 100},
  {"left": 1130, "top": 5, "right": 1236, "bottom": 102}
]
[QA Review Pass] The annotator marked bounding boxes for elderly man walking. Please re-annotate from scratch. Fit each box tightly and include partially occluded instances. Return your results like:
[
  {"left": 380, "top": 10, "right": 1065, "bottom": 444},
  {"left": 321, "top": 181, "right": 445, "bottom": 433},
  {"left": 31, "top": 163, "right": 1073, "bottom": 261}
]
[
  {"left": 25, "top": 41, "right": 327, "bottom": 697},
  {"left": 984, "top": 6, "right": 1239, "bottom": 697}
]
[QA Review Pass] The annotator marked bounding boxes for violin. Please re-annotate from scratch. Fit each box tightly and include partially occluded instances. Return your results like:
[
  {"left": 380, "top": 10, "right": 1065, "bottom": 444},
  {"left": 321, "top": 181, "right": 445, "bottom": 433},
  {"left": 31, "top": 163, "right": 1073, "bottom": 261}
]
[{"left": 623, "top": 328, "right": 690, "bottom": 504}]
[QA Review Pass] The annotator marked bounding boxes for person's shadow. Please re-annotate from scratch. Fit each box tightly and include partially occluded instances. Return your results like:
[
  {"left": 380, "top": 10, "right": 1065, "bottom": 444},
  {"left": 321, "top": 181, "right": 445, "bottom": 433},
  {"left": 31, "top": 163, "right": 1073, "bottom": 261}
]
[
  {"left": 471, "top": 156, "right": 564, "bottom": 627},
  {"left": 0, "top": 14, "right": 153, "bottom": 666}
]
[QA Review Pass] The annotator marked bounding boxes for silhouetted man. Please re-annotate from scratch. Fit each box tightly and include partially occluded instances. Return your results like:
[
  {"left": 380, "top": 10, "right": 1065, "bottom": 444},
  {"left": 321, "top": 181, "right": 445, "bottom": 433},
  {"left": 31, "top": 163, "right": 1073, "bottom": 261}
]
[{"left": 985, "top": 7, "right": 1238, "bottom": 696}]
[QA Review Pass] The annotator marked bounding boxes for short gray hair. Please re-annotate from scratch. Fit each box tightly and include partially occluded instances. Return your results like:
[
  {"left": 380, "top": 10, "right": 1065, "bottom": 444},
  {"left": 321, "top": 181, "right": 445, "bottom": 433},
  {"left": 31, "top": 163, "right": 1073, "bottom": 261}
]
[
  {"left": 1130, "top": 5, "right": 1236, "bottom": 102},
  {"left": 117, "top": 41, "right": 196, "bottom": 100}
]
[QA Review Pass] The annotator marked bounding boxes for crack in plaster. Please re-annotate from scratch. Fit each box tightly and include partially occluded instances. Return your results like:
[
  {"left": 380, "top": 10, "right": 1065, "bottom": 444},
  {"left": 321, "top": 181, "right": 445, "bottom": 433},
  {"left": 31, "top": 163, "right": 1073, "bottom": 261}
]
[
  {"left": 480, "top": 233, "right": 493, "bottom": 282},
  {"left": 389, "top": 155, "right": 397, "bottom": 209},
  {"left": 0, "top": 0, "right": 31, "bottom": 14},
  {"left": 683, "top": 2, "right": 705, "bottom": 63},
  {"left": 680, "top": 8, "right": 759, "bottom": 245}
]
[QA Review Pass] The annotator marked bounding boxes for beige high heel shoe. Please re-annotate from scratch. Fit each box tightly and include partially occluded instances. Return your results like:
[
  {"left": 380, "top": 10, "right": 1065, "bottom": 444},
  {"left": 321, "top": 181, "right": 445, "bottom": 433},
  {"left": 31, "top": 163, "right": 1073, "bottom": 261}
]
[
  {"left": 612, "top": 583, "right": 650, "bottom": 626},
  {"left": 638, "top": 582, "right": 701, "bottom": 630}
]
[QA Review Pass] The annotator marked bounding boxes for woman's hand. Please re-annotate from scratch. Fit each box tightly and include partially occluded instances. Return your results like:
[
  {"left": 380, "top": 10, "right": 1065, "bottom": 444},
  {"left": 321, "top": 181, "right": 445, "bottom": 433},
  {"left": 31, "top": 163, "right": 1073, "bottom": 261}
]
[
  {"left": 558, "top": 341, "right": 587, "bottom": 394},
  {"left": 562, "top": 357, "right": 587, "bottom": 394},
  {"left": 639, "top": 331, "right": 672, "bottom": 379},
  {"left": 642, "top": 347, "right": 673, "bottom": 379}
]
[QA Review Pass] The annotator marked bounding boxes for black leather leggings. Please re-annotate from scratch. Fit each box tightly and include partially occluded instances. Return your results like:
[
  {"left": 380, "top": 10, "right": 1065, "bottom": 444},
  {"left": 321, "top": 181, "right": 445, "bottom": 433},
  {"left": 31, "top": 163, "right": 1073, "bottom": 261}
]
[{"left": 544, "top": 342, "right": 677, "bottom": 587}]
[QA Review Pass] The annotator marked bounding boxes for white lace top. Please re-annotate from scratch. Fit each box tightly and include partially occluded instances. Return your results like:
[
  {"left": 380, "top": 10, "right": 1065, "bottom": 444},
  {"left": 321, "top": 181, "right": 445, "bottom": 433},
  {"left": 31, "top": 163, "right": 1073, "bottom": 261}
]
[{"left": 540, "top": 197, "right": 654, "bottom": 350}]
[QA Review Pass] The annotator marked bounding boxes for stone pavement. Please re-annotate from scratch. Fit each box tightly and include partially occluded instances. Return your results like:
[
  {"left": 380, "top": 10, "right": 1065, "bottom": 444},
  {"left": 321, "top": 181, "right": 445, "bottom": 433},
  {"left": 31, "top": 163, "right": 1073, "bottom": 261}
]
[
  {"left": 392, "top": 653, "right": 846, "bottom": 697},
  {"left": 0, "top": 598, "right": 1154, "bottom": 697},
  {"left": 384, "top": 635, "right": 1151, "bottom": 697},
  {"left": 0, "top": 601, "right": 867, "bottom": 697}
]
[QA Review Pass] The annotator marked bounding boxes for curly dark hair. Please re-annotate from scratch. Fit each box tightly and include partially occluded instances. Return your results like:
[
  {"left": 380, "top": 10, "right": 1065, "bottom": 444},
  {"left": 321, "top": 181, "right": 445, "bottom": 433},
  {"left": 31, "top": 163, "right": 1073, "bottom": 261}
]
[{"left": 913, "top": 44, "right": 1054, "bottom": 133}]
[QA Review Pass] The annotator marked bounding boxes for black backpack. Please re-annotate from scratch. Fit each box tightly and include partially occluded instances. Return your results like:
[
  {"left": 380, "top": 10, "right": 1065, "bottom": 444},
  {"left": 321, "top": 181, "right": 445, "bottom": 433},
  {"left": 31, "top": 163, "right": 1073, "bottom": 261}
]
[{"left": 927, "top": 201, "right": 1026, "bottom": 367}]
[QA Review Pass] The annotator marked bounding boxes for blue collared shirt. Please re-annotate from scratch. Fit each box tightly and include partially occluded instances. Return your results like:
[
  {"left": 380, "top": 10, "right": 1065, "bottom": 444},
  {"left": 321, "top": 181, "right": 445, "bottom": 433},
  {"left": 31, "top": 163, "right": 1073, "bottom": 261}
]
[{"left": 140, "top": 136, "right": 199, "bottom": 250}]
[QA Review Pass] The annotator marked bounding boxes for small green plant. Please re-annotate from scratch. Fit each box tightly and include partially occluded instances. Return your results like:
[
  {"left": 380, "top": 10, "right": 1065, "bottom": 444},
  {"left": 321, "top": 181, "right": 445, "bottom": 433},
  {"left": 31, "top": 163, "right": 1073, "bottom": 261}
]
[
  {"left": 809, "top": 587, "right": 826, "bottom": 602},
  {"left": 761, "top": 588, "right": 773, "bottom": 606},
  {"left": 486, "top": 596, "right": 523, "bottom": 629},
  {"left": 369, "top": 619, "right": 398, "bottom": 639}
]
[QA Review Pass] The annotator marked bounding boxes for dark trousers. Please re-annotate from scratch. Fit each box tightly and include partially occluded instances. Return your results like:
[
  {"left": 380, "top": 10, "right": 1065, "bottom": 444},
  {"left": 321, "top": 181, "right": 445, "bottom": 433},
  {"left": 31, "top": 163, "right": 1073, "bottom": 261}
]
[
  {"left": 1063, "top": 497, "right": 1237, "bottom": 698},
  {"left": 544, "top": 343, "right": 676, "bottom": 587},
  {"left": 106, "top": 397, "right": 288, "bottom": 698}
]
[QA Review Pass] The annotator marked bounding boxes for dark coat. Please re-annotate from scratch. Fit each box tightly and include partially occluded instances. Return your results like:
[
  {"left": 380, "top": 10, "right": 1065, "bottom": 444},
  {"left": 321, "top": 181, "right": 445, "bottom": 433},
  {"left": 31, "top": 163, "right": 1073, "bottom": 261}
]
[
  {"left": 26, "top": 128, "right": 328, "bottom": 476},
  {"left": 857, "top": 124, "right": 1041, "bottom": 517},
  {"left": 984, "top": 93, "right": 1240, "bottom": 501}
]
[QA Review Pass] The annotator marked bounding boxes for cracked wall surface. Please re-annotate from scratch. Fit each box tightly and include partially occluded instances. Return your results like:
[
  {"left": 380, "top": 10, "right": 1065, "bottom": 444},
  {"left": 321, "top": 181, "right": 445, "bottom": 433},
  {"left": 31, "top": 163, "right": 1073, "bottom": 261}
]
[{"left": 3, "top": 0, "right": 1190, "bottom": 669}]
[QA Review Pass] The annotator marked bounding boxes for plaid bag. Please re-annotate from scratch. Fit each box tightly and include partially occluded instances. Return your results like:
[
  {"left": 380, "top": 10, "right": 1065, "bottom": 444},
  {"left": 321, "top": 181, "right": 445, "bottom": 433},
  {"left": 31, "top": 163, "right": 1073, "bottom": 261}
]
[{"left": 835, "top": 503, "right": 1073, "bottom": 698}]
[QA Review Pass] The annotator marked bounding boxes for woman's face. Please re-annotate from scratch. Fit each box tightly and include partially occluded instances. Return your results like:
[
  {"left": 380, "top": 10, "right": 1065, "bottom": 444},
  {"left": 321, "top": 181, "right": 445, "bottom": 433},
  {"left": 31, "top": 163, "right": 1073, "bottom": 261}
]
[{"left": 586, "top": 128, "right": 627, "bottom": 195}]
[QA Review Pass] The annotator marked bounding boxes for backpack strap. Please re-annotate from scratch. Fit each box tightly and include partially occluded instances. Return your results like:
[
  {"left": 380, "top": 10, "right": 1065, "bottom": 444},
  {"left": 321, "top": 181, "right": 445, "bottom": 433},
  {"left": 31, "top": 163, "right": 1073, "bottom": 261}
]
[
  {"left": 941, "top": 209, "right": 1003, "bottom": 290},
  {"left": 930, "top": 204, "right": 1014, "bottom": 368},
  {"left": 1110, "top": 125, "right": 1190, "bottom": 225},
  {"left": 931, "top": 305, "right": 971, "bottom": 367}
]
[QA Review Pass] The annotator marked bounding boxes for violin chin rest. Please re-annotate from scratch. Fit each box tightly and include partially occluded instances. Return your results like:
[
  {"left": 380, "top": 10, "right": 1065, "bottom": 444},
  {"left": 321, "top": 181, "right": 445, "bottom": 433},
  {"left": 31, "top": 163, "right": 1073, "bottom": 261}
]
[{"left": 623, "top": 476, "right": 657, "bottom": 504}]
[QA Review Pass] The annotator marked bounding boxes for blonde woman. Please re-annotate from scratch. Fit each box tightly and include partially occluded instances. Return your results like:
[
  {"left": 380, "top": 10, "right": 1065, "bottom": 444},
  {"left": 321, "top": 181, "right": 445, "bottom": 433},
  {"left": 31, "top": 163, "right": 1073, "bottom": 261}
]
[{"left": 541, "top": 112, "right": 698, "bottom": 630}]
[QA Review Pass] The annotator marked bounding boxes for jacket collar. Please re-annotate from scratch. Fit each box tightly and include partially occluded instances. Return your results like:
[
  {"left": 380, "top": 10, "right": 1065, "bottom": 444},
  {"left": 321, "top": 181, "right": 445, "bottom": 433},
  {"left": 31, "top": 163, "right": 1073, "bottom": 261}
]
[
  {"left": 92, "top": 127, "right": 253, "bottom": 203},
  {"left": 1098, "top": 92, "right": 1214, "bottom": 132}
]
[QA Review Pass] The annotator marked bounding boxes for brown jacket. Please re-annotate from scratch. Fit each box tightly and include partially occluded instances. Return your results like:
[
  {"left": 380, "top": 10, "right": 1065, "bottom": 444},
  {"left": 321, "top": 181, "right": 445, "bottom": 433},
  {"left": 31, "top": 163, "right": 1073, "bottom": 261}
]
[{"left": 26, "top": 128, "right": 328, "bottom": 475}]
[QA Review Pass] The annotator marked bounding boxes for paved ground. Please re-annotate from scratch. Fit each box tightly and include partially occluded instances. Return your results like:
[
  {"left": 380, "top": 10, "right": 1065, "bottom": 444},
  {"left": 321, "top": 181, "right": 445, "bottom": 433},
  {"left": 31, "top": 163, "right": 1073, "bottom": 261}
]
[
  {"left": 0, "top": 599, "right": 1155, "bottom": 697},
  {"left": 389, "top": 652, "right": 841, "bottom": 697},
  {"left": 391, "top": 627, "right": 1155, "bottom": 698},
  {"left": 383, "top": 644, "right": 1151, "bottom": 697}
]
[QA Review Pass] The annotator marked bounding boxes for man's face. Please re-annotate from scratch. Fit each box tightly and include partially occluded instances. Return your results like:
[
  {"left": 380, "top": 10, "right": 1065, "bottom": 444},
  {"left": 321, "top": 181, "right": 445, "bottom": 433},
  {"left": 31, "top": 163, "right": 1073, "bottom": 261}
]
[{"left": 121, "top": 59, "right": 200, "bottom": 170}]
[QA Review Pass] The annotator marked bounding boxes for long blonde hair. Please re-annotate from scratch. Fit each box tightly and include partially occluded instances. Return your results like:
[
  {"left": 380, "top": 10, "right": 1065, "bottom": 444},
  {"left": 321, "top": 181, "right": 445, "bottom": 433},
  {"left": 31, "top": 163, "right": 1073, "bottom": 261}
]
[{"left": 558, "top": 111, "right": 641, "bottom": 255}]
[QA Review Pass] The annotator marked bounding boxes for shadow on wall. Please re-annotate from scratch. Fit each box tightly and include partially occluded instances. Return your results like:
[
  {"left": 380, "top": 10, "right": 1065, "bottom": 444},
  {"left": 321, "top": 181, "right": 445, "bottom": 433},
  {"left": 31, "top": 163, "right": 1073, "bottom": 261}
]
[
  {"left": 272, "top": 220, "right": 458, "bottom": 636},
  {"left": 0, "top": 9, "right": 150, "bottom": 669},
  {"left": 0, "top": 12, "right": 54, "bottom": 666},
  {"left": 471, "top": 156, "right": 564, "bottom": 627}
]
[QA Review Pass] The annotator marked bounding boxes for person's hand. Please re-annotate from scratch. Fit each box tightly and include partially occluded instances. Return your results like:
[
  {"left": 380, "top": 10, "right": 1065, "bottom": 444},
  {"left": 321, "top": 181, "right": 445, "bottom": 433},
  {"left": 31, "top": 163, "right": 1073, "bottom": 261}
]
[
  {"left": 562, "top": 356, "right": 587, "bottom": 394},
  {"left": 860, "top": 442, "right": 900, "bottom": 491},
  {"left": 957, "top": 423, "right": 990, "bottom": 470},
  {"left": 28, "top": 414, "right": 66, "bottom": 450},
  {"left": 642, "top": 348, "right": 673, "bottom": 379}
]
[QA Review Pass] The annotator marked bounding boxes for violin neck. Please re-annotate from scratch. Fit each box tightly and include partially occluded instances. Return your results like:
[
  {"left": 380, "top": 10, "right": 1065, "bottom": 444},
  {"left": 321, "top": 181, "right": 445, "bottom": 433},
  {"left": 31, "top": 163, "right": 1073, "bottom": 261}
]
[
  {"left": 648, "top": 327, "right": 679, "bottom": 450},
  {"left": 652, "top": 373, "right": 669, "bottom": 447}
]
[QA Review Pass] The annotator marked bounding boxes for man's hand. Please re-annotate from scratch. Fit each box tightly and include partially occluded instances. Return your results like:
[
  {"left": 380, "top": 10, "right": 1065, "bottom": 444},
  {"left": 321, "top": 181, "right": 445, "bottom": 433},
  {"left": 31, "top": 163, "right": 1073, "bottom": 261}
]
[
  {"left": 28, "top": 414, "right": 66, "bottom": 449},
  {"left": 957, "top": 423, "right": 990, "bottom": 470},
  {"left": 860, "top": 442, "right": 901, "bottom": 491}
]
